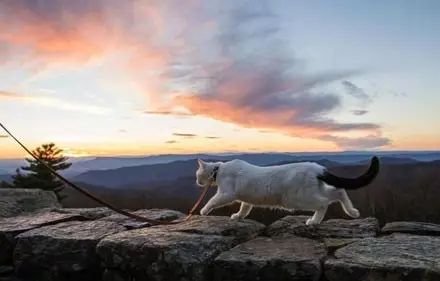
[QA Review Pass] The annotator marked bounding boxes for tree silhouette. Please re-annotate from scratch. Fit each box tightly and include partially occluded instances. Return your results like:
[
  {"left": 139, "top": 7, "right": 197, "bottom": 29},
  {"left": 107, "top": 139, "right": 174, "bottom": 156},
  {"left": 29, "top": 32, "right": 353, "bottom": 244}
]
[{"left": 8, "top": 143, "right": 71, "bottom": 201}]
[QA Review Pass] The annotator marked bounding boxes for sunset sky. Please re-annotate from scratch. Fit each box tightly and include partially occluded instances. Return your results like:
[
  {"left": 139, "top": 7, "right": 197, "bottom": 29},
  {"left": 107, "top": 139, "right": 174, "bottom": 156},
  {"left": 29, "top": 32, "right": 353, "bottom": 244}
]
[{"left": 0, "top": 0, "right": 439, "bottom": 158}]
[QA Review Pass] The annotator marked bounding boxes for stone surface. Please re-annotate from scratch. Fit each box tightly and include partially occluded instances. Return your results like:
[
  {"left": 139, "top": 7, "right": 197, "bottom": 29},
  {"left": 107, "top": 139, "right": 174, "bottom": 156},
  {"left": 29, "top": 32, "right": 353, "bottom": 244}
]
[
  {"left": 0, "top": 211, "right": 83, "bottom": 264},
  {"left": 58, "top": 207, "right": 116, "bottom": 220},
  {"left": 322, "top": 237, "right": 359, "bottom": 253},
  {"left": 100, "top": 208, "right": 185, "bottom": 229},
  {"left": 0, "top": 189, "right": 60, "bottom": 218},
  {"left": 266, "top": 216, "right": 379, "bottom": 238},
  {"left": 213, "top": 236, "right": 327, "bottom": 281},
  {"left": 97, "top": 227, "right": 236, "bottom": 281},
  {"left": 14, "top": 220, "right": 126, "bottom": 281},
  {"left": 325, "top": 233, "right": 440, "bottom": 281},
  {"left": 382, "top": 221, "right": 440, "bottom": 236},
  {"left": 152, "top": 215, "right": 265, "bottom": 241}
]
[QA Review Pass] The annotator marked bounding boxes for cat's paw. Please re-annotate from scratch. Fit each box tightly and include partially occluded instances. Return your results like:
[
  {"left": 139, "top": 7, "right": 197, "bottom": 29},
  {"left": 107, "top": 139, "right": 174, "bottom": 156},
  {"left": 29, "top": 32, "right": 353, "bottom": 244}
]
[
  {"left": 230, "top": 213, "right": 241, "bottom": 220},
  {"left": 305, "top": 218, "right": 318, "bottom": 226},
  {"left": 349, "top": 208, "right": 360, "bottom": 218},
  {"left": 200, "top": 207, "right": 210, "bottom": 216}
]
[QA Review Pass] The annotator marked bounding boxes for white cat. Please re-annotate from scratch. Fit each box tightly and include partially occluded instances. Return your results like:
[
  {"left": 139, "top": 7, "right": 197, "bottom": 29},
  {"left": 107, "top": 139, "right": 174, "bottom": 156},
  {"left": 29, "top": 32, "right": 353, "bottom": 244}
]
[{"left": 196, "top": 157, "right": 379, "bottom": 225}]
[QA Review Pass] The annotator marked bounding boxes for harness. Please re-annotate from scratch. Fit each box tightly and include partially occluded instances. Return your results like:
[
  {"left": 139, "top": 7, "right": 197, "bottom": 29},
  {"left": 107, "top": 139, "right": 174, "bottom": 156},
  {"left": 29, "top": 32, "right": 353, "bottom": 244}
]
[
  {"left": 209, "top": 166, "right": 219, "bottom": 183},
  {"left": 0, "top": 122, "right": 214, "bottom": 225}
]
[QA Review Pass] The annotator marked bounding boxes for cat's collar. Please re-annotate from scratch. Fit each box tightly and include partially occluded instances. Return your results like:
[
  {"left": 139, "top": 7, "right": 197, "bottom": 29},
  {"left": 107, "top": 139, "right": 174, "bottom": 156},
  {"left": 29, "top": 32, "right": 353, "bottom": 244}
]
[{"left": 209, "top": 166, "right": 219, "bottom": 183}]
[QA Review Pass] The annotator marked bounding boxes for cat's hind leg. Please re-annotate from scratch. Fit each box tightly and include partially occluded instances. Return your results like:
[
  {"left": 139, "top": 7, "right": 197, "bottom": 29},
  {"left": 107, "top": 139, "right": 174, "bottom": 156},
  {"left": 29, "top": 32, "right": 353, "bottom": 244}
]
[
  {"left": 231, "top": 202, "right": 253, "bottom": 220},
  {"left": 200, "top": 192, "right": 235, "bottom": 216},
  {"left": 335, "top": 189, "right": 360, "bottom": 218},
  {"left": 306, "top": 206, "right": 328, "bottom": 225}
]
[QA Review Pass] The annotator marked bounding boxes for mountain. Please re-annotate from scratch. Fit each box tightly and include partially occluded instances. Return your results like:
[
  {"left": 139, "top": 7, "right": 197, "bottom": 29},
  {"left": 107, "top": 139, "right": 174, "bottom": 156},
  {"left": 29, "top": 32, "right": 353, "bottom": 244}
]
[
  {"left": 73, "top": 159, "right": 199, "bottom": 188},
  {"left": 71, "top": 156, "right": 340, "bottom": 188},
  {"left": 2, "top": 151, "right": 440, "bottom": 177},
  {"left": 0, "top": 174, "right": 11, "bottom": 183},
  {"left": 72, "top": 156, "right": 429, "bottom": 189}
]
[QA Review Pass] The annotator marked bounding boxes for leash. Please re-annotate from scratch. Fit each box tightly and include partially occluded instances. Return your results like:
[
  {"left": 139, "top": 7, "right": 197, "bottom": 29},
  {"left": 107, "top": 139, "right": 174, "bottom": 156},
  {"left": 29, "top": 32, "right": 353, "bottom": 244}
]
[{"left": 0, "top": 122, "right": 213, "bottom": 225}]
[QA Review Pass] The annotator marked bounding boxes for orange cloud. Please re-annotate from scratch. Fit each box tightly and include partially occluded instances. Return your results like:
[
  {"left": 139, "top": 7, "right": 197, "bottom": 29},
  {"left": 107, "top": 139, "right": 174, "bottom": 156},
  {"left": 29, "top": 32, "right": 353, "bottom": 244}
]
[
  {"left": 175, "top": 93, "right": 379, "bottom": 139},
  {"left": 0, "top": 90, "right": 108, "bottom": 114}
]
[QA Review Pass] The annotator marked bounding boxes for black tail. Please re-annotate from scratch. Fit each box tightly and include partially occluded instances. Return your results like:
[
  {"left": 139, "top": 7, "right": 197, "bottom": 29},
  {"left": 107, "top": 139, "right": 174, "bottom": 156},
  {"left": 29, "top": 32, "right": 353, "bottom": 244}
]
[{"left": 317, "top": 156, "right": 380, "bottom": 189}]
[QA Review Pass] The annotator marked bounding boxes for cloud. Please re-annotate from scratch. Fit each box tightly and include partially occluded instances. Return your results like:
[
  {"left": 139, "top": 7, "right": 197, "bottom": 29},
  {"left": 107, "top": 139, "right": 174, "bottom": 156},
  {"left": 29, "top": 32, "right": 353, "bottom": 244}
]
[
  {"left": 0, "top": 135, "right": 8, "bottom": 138},
  {"left": 144, "top": 110, "right": 192, "bottom": 116},
  {"left": 162, "top": 5, "right": 386, "bottom": 147},
  {"left": 342, "top": 80, "right": 372, "bottom": 105},
  {"left": 0, "top": 90, "right": 109, "bottom": 114},
  {"left": 0, "top": 90, "right": 27, "bottom": 99},
  {"left": 0, "top": 1, "right": 390, "bottom": 149},
  {"left": 351, "top": 110, "right": 369, "bottom": 116},
  {"left": 165, "top": 140, "right": 177, "bottom": 144},
  {"left": 205, "top": 136, "right": 220, "bottom": 139},
  {"left": 320, "top": 135, "right": 391, "bottom": 150},
  {"left": 172, "top": 133, "right": 197, "bottom": 138}
]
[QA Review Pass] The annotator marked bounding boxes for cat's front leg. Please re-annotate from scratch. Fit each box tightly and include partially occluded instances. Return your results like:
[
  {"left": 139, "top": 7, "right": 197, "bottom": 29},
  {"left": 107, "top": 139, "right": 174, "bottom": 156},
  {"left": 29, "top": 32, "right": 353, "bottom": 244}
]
[
  {"left": 200, "top": 192, "right": 235, "bottom": 216},
  {"left": 306, "top": 206, "right": 328, "bottom": 225},
  {"left": 231, "top": 202, "right": 253, "bottom": 220}
]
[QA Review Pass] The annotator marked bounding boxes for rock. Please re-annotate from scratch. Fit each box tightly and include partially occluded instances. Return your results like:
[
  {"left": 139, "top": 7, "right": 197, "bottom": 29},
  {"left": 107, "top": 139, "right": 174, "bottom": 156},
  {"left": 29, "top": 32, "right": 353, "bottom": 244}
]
[
  {"left": 100, "top": 208, "right": 186, "bottom": 229},
  {"left": 14, "top": 220, "right": 126, "bottom": 281},
  {"left": 0, "top": 189, "right": 60, "bottom": 218},
  {"left": 0, "top": 265, "right": 14, "bottom": 275},
  {"left": 153, "top": 215, "right": 265, "bottom": 241},
  {"left": 382, "top": 221, "right": 440, "bottom": 236},
  {"left": 0, "top": 211, "right": 83, "bottom": 264},
  {"left": 213, "top": 236, "right": 327, "bottom": 281},
  {"left": 97, "top": 228, "right": 236, "bottom": 281},
  {"left": 58, "top": 207, "right": 116, "bottom": 220},
  {"left": 322, "top": 238, "right": 359, "bottom": 253},
  {"left": 324, "top": 233, "right": 440, "bottom": 281},
  {"left": 266, "top": 216, "right": 379, "bottom": 239}
]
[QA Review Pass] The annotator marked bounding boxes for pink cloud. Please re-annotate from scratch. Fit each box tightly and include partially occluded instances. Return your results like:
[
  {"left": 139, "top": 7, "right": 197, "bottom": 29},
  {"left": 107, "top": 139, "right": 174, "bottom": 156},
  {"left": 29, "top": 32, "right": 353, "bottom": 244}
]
[{"left": 0, "top": 1, "right": 390, "bottom": 149}]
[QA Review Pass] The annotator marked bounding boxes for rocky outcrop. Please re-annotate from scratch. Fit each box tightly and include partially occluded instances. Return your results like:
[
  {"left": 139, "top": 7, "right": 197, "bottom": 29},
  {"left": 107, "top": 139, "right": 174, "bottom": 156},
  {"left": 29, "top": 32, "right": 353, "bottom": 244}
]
[
  {"left": 1, "top": 207, "right": 440, "bottom": 281},
  {"left": 99, "top": 208, "right": 185, "bottom": 229},
  {"left": 0, "top": 188, "right": 60, "bottom": 218},
  {"left": 381, "top": 221, "right": 440, "bottom": 236},
  {"left": 324, "top": 233, "right": 440, "bottom": 281},
  {"left": 0, "top": 211, "right": 84, "bottom": 265},
  {"left": 213, "top": 236, "right": 326, "bottom": 281},
  {"left": 14, "top": 220, "right": 126, "bottom": 281},
  {"left": 266, "top": 215, "right": 379, "bottom": 238},
  {"left": 96, "top": 216, "right": 265, "bottom": 281}
]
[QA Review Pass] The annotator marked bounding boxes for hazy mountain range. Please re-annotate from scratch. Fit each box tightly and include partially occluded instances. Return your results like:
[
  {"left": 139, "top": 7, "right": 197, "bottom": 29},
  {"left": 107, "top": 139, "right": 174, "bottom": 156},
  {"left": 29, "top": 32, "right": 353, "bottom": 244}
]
[
  {"left": 1, "top": 151, "right": 439, "bottom": 189},
  {"left": 2, "top": 151, "right": 440, "bottom": 224}
]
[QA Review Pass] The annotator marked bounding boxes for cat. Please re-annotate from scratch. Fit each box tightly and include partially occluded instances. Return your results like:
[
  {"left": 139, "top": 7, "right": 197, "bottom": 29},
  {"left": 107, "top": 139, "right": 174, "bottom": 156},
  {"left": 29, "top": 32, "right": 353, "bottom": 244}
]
[{"left": 196, "top": 156, "right": 379, "bottom": 225}]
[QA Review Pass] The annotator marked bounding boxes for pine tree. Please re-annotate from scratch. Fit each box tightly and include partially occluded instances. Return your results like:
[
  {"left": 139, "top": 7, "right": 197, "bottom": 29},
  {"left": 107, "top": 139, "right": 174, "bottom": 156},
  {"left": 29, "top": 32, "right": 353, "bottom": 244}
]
[{"left": 11, "top": 143, "right": 71, "bottom": 201}]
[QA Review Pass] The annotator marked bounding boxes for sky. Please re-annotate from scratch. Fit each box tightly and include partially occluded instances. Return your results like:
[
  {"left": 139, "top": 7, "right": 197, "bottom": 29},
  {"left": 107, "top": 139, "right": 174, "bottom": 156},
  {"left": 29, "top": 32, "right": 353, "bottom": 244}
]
[{"left": 0, "top": 0, "right": 439, "bottom": 158}]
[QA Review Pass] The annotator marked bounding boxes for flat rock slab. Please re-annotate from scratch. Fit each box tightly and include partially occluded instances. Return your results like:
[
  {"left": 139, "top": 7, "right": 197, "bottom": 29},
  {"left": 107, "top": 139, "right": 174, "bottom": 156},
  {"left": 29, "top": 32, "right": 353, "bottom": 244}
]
[
  {"left": 213, "top": 236, "right": 327, "bottom": 281},
  {"left": 325, "top": 233, "right": 440, "bottom": 281},
  {"left": 0, "top": 211, "right": 83, "bottom": 264},
  {"left": 0, "top": 189, "right": 60, "bottom": 218},
  {"left": 382, "top": 221, "right": 440, "bottom": 236},
  {"left": 152, "top": 215, "right": 265, "bottom": 241},
  {"left": 322, "top": 238, "right": 360, "bottom": 253},
  {"left": 97, "top": 227, "right": 237, "bottom": 281},
  {"left": 100, "top": 208, "right": 185, "bottom": 229},
  {"left": 58, "top": 207, "right": 116, "bottom": 220},
  {"left": 14, "top": 220, "right": 126, "bottom": 281},
  {"left": 266, "top": 216, "right": 379, "bottom": 238}
]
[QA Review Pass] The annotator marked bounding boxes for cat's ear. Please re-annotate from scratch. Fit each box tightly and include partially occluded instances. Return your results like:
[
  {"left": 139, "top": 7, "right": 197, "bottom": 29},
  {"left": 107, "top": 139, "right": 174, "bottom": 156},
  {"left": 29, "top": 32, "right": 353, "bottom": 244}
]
[{"left": 198, "top": 159, "right": 206, "bottom": 168}]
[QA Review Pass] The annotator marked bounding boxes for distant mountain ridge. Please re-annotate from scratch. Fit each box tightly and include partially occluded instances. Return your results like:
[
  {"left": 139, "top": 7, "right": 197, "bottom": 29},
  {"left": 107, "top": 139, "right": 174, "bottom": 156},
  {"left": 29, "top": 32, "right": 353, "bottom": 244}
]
[
  {"left": 72, "top": 156, "right": 439, "bottom": 189},
  {"left": 1, "top": 151, "right": 439, "bottom": 177}
]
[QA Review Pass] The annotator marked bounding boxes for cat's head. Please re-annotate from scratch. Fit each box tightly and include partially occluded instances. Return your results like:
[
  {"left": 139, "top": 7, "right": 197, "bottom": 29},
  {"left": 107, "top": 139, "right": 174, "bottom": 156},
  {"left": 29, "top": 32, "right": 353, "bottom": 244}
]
[{"left": 195, "top": 159, "right": 217, "bottom": 187}]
